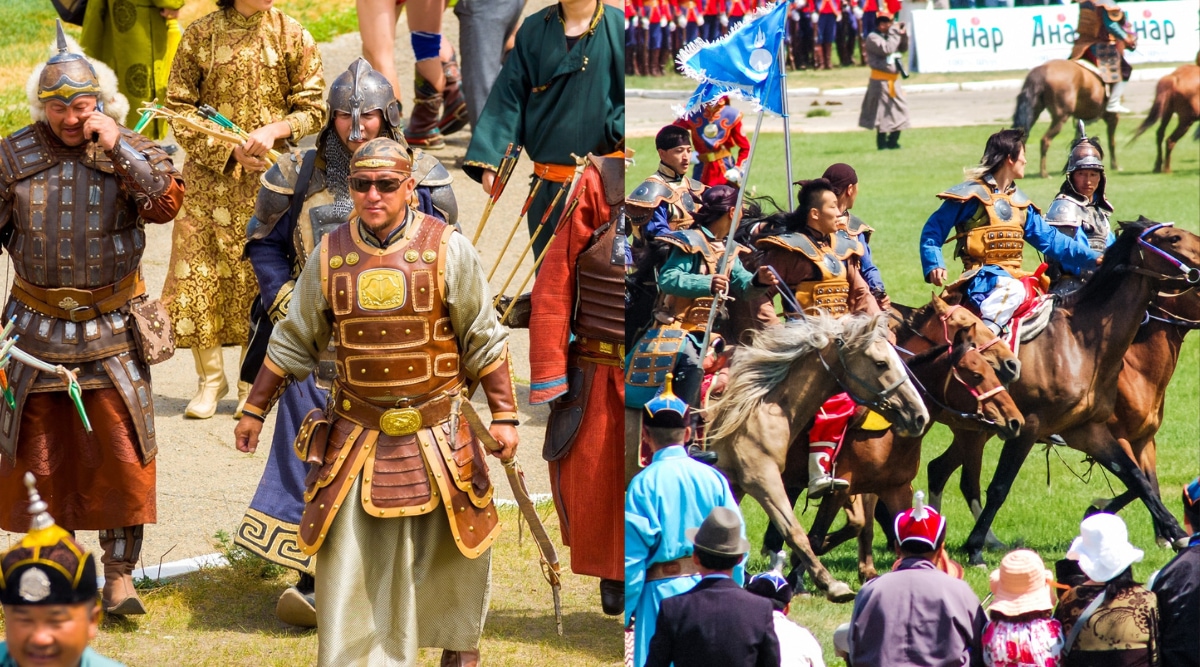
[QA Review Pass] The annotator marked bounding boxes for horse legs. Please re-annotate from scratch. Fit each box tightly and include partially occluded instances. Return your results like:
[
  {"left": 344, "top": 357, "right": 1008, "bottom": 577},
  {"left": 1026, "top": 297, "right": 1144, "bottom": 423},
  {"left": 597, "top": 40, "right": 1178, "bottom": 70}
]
[
  {"left": 857, "top": 494, "right": 879, "bottom": 582},
  {"left": 809, "top": 489, "right": 859, "bottom": 556},
  {"left": 927, "top": 436, "right": 966, "bottom": 512},
  {"left": 1153, "top": 107, "right": 1171, "bottom": 173},
  {"left": 1104, "top": 111, "right": 1120, "bottom": 172},
  {"left": 963, "top": 432, "right": 1037, "bottom": 565},
  {"left": 1040, "top": 114, "right": 1068, "bottom": 178},
  {"left": 1078, "top": 425, "right": 1187, "bottom": 546},
  {"left": 1162, "top": 112, "right": 1194, "bottom": 174},
  {"left": 957, "top": 433, "right": 1007, "bottom": 550}
]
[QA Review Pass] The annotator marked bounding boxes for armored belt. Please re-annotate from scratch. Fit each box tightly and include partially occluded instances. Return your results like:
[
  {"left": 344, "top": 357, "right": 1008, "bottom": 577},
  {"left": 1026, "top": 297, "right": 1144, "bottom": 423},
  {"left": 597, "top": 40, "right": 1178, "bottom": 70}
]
[
  {"left": 333, "top": 383, "right": 460, "bottom": 436},
  {"left": 573, "top": 336, "right": 625, "bottom": 365},
  {"left": 646, "top": 556, "right": 701, "bottom": 581},
  {"left": 11, "top": 271, "right": 145, "bottom": 323}
]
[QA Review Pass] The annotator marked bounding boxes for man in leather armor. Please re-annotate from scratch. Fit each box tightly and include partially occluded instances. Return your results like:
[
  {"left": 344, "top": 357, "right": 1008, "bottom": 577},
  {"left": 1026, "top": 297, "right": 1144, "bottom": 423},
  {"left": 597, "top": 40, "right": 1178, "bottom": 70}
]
[
  {"left": 1045, "top": 131, "right": 1114, "bottom": 294},
  {"left": 920, "top": 129, "right": 1098, "bottom": 335},
  {"left": 234, "top": 139, "right": 515, "bottom": 667},
  {"left": 822, "top": 163, "right": 889, "bottom": 308},
  {"left": 1069, "top": 0, "right": 1136, "bottom": 114},
  {"left": 528, "top": 153, "right": 626, "bottom": 616},
  {"left": 753, "top": 179, "right": 877, "bottom": 497},
  {"left": 0, "top": 23, "right": 184, "bottom": 617},
  {"left": 235, "top": 58, "right": 458, "bottom": 627},
  {"left": 627, "top": 125, "right": 704, "bottom": 244}
]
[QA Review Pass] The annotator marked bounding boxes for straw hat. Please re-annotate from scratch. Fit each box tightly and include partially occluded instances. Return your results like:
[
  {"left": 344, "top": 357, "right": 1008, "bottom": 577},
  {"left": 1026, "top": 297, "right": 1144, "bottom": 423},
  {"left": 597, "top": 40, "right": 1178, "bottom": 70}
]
[
  {"left": 988, "top": 550, "right": 1054, "bottom": 617},
  {"left": 1067, "top": 513, "right": 1143, "bottom": 583}
]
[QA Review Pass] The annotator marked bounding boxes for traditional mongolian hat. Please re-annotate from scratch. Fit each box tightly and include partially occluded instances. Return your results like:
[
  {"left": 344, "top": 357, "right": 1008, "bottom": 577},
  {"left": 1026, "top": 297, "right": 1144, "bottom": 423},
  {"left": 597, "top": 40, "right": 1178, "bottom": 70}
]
[
  {"left": 26, "top": 20, "right": 127, "bottom": 124},
  {"left": 894, "top": 491, "right": 947, "bottom": 552},
  {"left": 643, "top": 373, "right": 689, "bottom": 429},
  {"left": 1067, "top": 513, "right": 1143, "bottom": 583},
  {"left": 747, "top": 570, "right": 794, "bottom": 611},
  {"left": 0, "top": 474, "right": 98, "bottom": 607}
]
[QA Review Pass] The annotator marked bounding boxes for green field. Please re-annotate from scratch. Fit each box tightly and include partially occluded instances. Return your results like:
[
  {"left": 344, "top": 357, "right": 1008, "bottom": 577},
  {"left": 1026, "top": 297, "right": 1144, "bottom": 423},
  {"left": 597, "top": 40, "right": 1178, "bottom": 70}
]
[{"left": 629, "top": 122, "right": 1200, "bottom": 663}]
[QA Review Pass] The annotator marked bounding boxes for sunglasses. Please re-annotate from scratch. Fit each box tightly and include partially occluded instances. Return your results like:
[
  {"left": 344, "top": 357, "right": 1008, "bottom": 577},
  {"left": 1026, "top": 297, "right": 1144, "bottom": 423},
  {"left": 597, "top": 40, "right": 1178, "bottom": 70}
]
[{"left": 349, "top": 177, "right": 406, "bottom": 193}]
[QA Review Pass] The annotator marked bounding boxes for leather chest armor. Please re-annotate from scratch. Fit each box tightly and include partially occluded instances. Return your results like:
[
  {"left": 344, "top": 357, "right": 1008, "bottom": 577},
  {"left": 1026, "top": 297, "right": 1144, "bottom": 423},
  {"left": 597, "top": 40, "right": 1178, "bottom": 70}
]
[
  {"left": 573, "top": 155, "right": 625, "bottom": 346},
  {"left": 939, "top": 179, "right": 1032, "bottom": 274},
  {"left": 321, "top": 213, "right": 465, "bottom": 401},
  {"left": 653, "top": 228, "right": 733, "bottom": 331},
  {"left": 758, "top": 230, "right": 862, "bottom": 317},
  {"left": 625, "top": 170, "right": 701, "bottom": 232}
]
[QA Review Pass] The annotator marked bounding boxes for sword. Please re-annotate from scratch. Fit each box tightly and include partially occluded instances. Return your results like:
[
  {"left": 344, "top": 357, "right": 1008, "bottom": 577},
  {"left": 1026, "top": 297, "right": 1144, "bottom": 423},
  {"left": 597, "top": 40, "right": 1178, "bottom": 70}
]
[
  {"left": 455, "top": 396, "right": 563, "bottom": 636},
  {"left": 472, "top": 143, "right": 521, "bottom": 244}
]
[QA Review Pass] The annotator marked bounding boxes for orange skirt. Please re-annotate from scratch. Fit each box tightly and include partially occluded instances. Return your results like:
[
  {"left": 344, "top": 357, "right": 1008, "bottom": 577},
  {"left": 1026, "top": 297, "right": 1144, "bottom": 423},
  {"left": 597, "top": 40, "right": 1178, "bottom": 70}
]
[{"left": 0, "top": 388, "right": 156, "bottom": 532}]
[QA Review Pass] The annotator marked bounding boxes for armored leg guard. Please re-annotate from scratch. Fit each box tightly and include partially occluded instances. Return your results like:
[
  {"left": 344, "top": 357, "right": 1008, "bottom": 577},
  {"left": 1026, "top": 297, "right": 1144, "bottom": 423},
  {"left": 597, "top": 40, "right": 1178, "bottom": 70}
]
[
  {"left": 438, "top": 50, "right": 469, "bottom": 137},
  {"left": 185, "top": 347, "right": 228, "bottom": 420},
  {"left": 100, "top": 526, "right": 146, "bottom": 615},
  {"left": 405, "top": 74, "right": 446, "bottom": 149}
]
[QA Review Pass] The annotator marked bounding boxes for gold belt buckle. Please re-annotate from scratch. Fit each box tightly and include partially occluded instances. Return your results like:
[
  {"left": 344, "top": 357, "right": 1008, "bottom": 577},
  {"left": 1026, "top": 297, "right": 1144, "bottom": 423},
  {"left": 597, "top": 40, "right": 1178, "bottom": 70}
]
[{"left": 380, "top": 407, "right": 422, "bottom": 436}]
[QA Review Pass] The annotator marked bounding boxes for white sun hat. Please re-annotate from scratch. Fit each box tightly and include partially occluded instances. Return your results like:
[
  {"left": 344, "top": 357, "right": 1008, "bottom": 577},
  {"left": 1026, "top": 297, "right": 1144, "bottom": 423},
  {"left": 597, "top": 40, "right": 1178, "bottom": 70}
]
[{"left": 1066, "top": 513, "right": 1143, "bottom": 583}]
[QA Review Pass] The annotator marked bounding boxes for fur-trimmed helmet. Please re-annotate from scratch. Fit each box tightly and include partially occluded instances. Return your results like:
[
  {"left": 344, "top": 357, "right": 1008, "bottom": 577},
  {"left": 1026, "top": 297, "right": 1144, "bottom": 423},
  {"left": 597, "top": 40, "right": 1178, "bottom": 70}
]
[
  {"left": 27, "top": 20, "right": 127, "bottom": 124},
  {"left": 327, "top": 58, "right": 402, "bottom": 143}
]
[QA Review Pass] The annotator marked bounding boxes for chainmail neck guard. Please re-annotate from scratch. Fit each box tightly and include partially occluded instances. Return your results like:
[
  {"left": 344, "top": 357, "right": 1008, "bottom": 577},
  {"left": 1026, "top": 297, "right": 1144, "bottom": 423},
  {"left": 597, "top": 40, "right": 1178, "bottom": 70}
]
[{"left": 324, "top": 139, "right": 354, "bottom": 221}]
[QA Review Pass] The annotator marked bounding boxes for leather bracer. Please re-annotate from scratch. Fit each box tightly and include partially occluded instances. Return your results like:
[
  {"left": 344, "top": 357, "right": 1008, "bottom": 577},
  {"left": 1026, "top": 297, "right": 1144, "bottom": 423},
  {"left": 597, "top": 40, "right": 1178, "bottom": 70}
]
[
  {"left": 479, "top": 351, "right": 518, "bottom": 423},
  {"left": 242, "top": 357, "right": 289, "bottom": 420},
  {"left": 109, "top": 138, "right": 173, "bottom": 201}
]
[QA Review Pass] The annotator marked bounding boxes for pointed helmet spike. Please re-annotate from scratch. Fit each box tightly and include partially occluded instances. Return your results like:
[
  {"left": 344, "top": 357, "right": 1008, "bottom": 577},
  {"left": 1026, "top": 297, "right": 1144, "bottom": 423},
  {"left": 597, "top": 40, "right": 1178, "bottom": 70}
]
[
  {"left": 911, "top": 490, "right": 929, "bottom": 521},
  {"left": 55, "top": 20, "right": 69, "bottom": 56},
  {"left": 24, "top": 472, "right": 55, "bottom": 533},
  {"left": 661, "top": 372, "right": 676, "bottom": 398},
  {"left": 1075, "top": 119, "right": 1086, "bottom": 142}
]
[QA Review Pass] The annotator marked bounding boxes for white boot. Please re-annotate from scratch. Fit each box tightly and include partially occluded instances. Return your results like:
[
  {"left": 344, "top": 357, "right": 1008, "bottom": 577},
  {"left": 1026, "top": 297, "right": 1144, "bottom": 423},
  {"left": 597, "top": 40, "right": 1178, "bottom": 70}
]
[
  {"left": 807, "top": 449, "right": 848, "bottom": 498},
  {"left": 1106, "top": 81, "right": 1130, "bottom": 114},
  {"left": 185, "top": 347, "right": 228, "bottom": 419}
]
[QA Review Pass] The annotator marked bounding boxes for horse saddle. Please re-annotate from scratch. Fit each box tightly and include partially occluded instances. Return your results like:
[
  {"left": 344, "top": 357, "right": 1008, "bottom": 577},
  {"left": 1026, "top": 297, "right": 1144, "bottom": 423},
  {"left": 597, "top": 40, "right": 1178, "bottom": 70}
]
[
  {"left": 1071, "top": 57, "right": 1118, "bottom": 89},
  {"left": 1013, "top": 294, "right": 1057, "bottom": 345}
]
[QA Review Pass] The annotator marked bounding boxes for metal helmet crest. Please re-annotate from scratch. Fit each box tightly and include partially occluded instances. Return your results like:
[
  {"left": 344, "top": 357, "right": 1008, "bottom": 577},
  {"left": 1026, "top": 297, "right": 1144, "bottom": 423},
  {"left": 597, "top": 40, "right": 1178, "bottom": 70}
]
[
  {"left": 328, "top": 58, "right": 402, "bottom": 143},
  {"left": 1065, "top": 120, "right": 1105, "bottom": 173},
  {"left": 37, "top": 20, "right": 102, "bottom": 106}
]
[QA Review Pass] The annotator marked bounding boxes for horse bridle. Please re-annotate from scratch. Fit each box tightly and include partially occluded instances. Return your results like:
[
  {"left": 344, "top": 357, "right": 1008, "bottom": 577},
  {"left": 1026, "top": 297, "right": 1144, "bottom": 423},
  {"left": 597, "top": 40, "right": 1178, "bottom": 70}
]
[
  {"left": 1126, "top": 223, "right": 1200, "bottom": 285},
  {"left": 1142, "top": 303, "right": 1200, "bottom": 331},
  {"left": 816, "top": 335, "right": 910, "bottom": 414},
  {"left": 898, "top": 345, "right": 1006, "bottom": 426}
]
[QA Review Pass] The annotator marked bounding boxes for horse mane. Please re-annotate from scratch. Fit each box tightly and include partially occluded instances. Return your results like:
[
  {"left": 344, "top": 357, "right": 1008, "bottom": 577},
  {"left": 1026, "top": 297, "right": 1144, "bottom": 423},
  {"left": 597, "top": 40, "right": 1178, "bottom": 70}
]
[
  {"left": 705, "top": 313, "right": 886, "bottom": 442},
  {"left": 1067, "top": 218, "right": 1155, "bottom": 308}
]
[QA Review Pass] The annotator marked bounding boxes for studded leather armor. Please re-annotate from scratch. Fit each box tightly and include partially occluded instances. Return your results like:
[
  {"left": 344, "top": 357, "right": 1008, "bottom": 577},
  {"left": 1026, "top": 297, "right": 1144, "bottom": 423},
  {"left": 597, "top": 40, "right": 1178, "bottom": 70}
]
[
  {"left": 938, "top": 179, "right": 1033, "bottom": 274},
  {"left": 757, "top": 230, "right": 863, "bottom": 317},
  {"left": 653, "top": 228, "right": 731, "bottom": 331},
  {"left": 573, "top": 155, "right": 625, "bottom": 345}
]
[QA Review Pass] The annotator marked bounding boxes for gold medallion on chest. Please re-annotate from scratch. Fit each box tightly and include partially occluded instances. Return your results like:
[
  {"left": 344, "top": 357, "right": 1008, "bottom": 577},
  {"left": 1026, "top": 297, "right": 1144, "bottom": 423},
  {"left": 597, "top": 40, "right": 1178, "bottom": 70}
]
[
  {"left": 357, "top": 268, "right": 407, "bottom": 311},
  {"left": 380, "top": 407, "right": 422, "bottom": 436},
  {"left": 404, "top": 249, "right": 419, "bottom": 263}
]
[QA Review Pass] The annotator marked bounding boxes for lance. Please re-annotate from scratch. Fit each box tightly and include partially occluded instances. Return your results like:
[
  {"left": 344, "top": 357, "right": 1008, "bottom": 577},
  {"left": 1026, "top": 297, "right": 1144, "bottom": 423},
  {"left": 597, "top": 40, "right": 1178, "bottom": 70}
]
[
  {"left": 492, "top": 155, "right": 587, "bottom": 309},
  {"left": 499, "top": 183, "right": 588, "bottom": 326},
  {"left": 697, "top": 107, "right": 766, "bottom": 363},
  {"left": 455, "top": 396, "right": 563, "bottom": 635},
  {"left": 472, "top": 143, "right": 521, "bottom": 244},
  {"left": 486, "top": 178, "right": 544, "bottom": 282}
]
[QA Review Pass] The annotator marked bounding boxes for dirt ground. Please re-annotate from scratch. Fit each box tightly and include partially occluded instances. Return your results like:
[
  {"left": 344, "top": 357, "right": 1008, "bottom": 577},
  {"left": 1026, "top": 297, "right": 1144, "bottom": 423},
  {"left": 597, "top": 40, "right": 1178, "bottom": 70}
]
[{"left": 0, "top": 3, "right": 555, "bottom": 567}]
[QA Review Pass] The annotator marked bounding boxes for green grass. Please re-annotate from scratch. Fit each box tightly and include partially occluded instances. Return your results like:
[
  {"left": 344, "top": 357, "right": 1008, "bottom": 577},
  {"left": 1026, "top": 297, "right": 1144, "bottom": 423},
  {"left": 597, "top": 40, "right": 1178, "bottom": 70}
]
[{"left": 630, "top": 122, "right": 1199, "bottom": 664}]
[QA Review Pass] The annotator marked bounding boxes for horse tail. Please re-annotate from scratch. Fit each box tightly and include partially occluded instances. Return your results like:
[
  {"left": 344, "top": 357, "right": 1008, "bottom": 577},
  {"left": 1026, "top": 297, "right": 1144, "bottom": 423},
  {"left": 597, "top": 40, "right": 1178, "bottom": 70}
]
[
  {"left": 1130, "top": 75, "right": 1172, "bottom": 143},
  {"left": 1013, "top": 67, "right": 1044, "bottom": 133}
]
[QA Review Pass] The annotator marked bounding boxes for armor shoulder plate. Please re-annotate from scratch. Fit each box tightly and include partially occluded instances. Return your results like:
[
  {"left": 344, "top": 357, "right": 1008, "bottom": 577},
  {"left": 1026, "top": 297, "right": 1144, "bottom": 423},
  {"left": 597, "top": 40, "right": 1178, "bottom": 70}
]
[
  {"left": 659, "top": 229, "right": 714, "bottom": 260},
  {"left": 757, "top": 231, "right": 822, "bottom": 263},
  {"left": 1045, "top": 196, "right": 1086, "bottom": 227},
  {"left": 831, "top": 229, "right": 864, "bottom": 260},
  {"left": 844, "top": 214, "right": 874, "bottom": 238},
  {"left": 425, "top": 183, "right": 459, "bottom": 228},
  {"left": 683, "top": 176, "right": 705, "bottom": 196},
  {"left": 626, "top": 178, "right": 679, "bottom": 209},
  {"left": 719, "top": 105, "right": 743, "bottom": 127},
  {"left": 938, "top": 179, "right": 992, "bottom": 204},
  {"left": 588, "top": 154, "right": 626, "bottom": 207},
  {"left": 1009, "top": 185, "right": 1033, "bottom": 208},
  {"left": 0, "top": 125, "right": 56, "bottom": 182},
  {"left": 262, "top": 151, "right": 304, "bottom": 196},
  {"left": 413, "top": 150, "right": 453, "bottom": 187}
]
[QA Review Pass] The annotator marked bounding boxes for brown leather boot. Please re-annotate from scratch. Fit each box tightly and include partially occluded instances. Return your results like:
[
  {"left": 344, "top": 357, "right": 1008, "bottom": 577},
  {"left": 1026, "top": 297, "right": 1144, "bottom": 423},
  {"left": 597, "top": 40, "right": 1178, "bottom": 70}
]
[
  {"left": 439, "top": 649, "right": 481, "bottom": 667},
  {"left": 821, "top": 44, "right": 833, "bottom": 70},
  {"left": 100, "top": 526, "right": 146, "bottom": 615},
  {"left": 438, "top": 51, "right": 469, "bottom": 137},
  {"left": 405, "top": 74, "right": 445, "bottom": 148},
  {"left": 813, "top": 43, "right": 824, "bottom": 70},
  {"left": 651, "top": 47, "right": 664, "bottom": 76}
]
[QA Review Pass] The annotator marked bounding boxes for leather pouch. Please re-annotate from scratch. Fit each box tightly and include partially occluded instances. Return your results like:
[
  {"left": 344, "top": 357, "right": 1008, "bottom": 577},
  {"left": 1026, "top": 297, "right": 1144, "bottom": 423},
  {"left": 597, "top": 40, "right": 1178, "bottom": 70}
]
[
  {"left": 129, "top": 297, "right": 175, "bottom": 365},
  {"left": 542, "top": 364, "right": 593, "bottom": 462}
]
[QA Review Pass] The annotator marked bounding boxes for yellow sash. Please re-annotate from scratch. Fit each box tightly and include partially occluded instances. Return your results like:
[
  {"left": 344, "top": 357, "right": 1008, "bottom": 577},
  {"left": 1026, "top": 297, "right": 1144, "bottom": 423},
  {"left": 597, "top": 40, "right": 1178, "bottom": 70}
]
[{"left": 870, "top": 68, "right": 899, "bottom": 98}]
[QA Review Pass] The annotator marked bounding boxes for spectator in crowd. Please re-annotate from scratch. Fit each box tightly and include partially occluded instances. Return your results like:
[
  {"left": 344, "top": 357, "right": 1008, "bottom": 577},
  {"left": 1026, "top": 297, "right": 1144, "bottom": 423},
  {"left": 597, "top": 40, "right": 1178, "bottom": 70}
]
[
  {"left": 1150, "top": 477, "right": 1199, "bottom": 666},
  {"left": 1055, "top": 513, "right": 1158, "bottom": 666},
  {"left": 814, "top": 0, "right": 839, "bottom": 69},
  {"left": 982, "top": 550, "right": 1064, "bottom": 667},
  {"left": 843, "top": 491, "right": 987, "bottom": 667},
  {"left": 453, "top": 0, "right": 525, "bottom": 129},
  {"left": 745, "top": 571, "right": 826, "bottom": 667},
  {"left": 858, "top": 11, "right": 909, "bottom": 150},
  {"left": 80, "top": 0, "right": 183, "bottom": 143},
  {"left": 646, "top": 507, "right": 780, "bottom": 667}
]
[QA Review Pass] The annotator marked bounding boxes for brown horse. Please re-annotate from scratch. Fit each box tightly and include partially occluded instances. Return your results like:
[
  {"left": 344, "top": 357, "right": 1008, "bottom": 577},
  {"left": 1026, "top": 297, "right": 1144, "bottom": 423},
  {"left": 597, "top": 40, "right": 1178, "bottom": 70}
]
[
  {"left": 891, "top": 293, "right": 1021, "bottom": 383},
  {"left": 1013, "top": 59, "right": 1118, "bottom": 178},
  {"left": 1129, "top": 64, "right": 1200, "bottom": 174},
  {"left": 926, "top": 220, "right": 1200, "bottom": 564},
  {"left": 705, "top": 313, "right": 929, "bottom": 601},
  {"left": 805, "top": 323, "right": 1023, "bottom": 582}
]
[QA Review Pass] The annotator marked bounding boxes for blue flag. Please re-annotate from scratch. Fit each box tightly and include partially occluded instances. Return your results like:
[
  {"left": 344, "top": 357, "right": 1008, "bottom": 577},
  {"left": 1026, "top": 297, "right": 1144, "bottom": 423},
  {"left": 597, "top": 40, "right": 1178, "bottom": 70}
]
[{"left": 676, "top": 1, "right": 789, "bottom": 116}]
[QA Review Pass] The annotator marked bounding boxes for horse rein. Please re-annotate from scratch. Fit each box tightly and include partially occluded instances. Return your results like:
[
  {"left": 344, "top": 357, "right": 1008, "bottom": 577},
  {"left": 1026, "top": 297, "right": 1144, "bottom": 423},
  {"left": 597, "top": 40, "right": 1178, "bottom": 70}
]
[
  {"left": 1142, "top": 304, "right": 1200, "bottom": 331},
  {"left": 1122, "top": 222, "right": 1200, "bottom": 285},
  {"left": 816, "top": 337, "right": 909, "bottom": 414},
  {"left": 897, "top": 347, "right": 1002, "bottom": 426}
]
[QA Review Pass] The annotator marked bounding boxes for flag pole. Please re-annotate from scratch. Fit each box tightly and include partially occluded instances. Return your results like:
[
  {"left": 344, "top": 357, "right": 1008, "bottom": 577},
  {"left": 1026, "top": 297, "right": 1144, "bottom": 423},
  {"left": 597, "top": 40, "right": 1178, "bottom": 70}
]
[
  {"left": 779, "top": 39, "right": 794, "bottom": 212},
  {"left": 697, "top": 106, "right": 766, "bottom": 363}
]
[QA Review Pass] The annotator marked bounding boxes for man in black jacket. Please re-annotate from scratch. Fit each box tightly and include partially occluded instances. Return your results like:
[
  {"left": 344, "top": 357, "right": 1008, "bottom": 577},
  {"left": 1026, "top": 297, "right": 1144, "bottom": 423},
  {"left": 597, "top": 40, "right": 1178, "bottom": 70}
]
[
  {"left": 1151, "top": 476, "right": 1200, "bottom": 667},
  {"left": 646, "top": 507, "right": 780, "bottom": 667}
]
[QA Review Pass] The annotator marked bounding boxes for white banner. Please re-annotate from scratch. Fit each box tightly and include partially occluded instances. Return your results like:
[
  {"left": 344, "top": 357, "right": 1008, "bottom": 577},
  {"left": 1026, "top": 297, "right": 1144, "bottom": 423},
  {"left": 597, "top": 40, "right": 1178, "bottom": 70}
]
[{"left": 910, "top": 1, "right": 1198, "bottom": 73}]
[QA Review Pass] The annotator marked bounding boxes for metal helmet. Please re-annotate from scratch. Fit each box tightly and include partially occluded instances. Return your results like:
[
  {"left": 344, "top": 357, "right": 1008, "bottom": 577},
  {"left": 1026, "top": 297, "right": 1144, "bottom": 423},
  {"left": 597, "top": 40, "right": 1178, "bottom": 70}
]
[
  {"left": 37, "top": 20, "right": 101, "bottom": 106},
  {"left": 1064, "top": 120, "right": 1105, "bottom": 173},
  {"left": 327, "top": 58, "right": 402, "bottom": 143}
]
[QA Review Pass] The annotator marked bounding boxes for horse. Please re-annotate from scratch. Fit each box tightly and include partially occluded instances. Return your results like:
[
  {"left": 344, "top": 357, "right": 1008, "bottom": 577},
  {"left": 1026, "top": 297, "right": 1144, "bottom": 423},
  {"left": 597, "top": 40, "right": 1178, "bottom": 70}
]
[
  {"left": 1129, "top": 64, "right": 1200, "bottom": 174},
  {"left": 891, "top": 293, "right": 1022, "bottom": 384},
  {"left": 925, "top": 220, "right": 1200, "bottom": 564},
  {"left": 1013, "top": 59, "right": 1118, "bottom": 178},
  {"left": 805, "top": 323, "right": 1024, "bottom": 582},
  {"left": 705, "top": 313, "right": 929, "bottom": 601}
]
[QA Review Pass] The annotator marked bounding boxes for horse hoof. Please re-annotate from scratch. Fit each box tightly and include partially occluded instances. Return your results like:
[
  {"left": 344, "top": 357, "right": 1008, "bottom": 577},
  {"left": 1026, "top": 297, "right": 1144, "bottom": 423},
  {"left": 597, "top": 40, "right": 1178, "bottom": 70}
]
[
  {"left": 824, "top": 581, "right": 856, "bottom": 603},
  {"left": 967, "top": 550, "right": 985, "bottom": 567},
  {"left": 984, "top": 535, "right": 1008, "bottom": 551},
  {"left": 858, "top": 568, "right": 878, "bottom": 584}
]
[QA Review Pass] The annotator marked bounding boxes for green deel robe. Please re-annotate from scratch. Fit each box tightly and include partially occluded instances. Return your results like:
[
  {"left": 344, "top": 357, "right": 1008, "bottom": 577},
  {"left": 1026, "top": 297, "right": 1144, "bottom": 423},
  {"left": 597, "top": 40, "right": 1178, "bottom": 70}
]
[
  {"left": 81, "top": 0, "right": 185, "bottom": 140},
  {"left": 463, "top": 2, "right": 624, "bottom": 259}
]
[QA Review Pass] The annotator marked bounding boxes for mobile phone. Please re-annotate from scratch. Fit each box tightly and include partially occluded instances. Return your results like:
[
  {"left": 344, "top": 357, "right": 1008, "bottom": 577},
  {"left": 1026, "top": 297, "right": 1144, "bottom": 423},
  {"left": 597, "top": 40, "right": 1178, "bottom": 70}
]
[{"left": 91, "top": 100, "right": 105, "bottom": 143}]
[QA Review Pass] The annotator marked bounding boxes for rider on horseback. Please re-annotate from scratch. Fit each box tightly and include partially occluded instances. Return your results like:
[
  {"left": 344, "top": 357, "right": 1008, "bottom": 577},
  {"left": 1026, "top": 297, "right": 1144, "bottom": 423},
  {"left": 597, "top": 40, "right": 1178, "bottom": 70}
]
[
  {"left": 1070, "top": 0, "right": 1137, "bottom": 114},
  {"left": 920, "top": 129, "right": 1100, "bottom": 335},
  {"left": 753, "top": 178, "right": 881, "bottom": 498},
  {"left": 1046, "top": 125, "right": 1115, "bottom": 293},
  {"left": 626, "top": 124, "right": 705, "bottom": 243}
]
